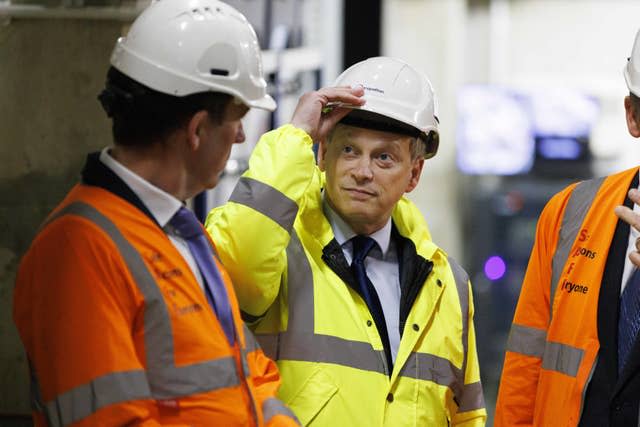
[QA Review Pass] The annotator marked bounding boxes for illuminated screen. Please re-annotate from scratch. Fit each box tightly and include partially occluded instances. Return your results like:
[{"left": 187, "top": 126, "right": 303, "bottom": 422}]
[
  {"left": 527, "top": 88, "right": 600, "bottom": 138},
  {"left": 456, "top": 85, "right": 534, "bottom": 175},
  {"left": 537, "top": 137, "right": 584, "bottom": 160},
  {"left": 457, "top": 86, "right": 599, "bottom": 175}
]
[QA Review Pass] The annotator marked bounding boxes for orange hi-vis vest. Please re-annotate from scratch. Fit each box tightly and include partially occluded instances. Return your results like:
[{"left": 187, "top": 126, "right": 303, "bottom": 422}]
[
  {"left": 13, "top": 155, "right": 299, "bottom": 427},
  {"left": 495, "top": 167, "right": 638, "bottom": 426}
]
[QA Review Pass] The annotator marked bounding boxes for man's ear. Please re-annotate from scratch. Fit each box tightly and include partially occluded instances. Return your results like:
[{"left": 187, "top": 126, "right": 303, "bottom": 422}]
[
  {"left": 186, "top": 110, "right": 210, "bottom": 150},
  {"left": 318, "top": 139, "right": 329, "bottom": 171},
  {"left": 625, "top": 96, "right": 640, "bottom": 138},
  {"left": 404, "top": 158, "right": 424, "bottom": 193}
]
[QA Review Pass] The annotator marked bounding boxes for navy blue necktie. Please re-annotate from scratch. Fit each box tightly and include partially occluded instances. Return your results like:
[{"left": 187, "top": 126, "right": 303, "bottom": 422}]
[
  {"left": 618, "top": 268, "right": 640, "bottom": 374},
  {"left": 350, "top": 235, "right": 392, "bottom": 370},
  {"left": 170, "top": 207, "right": 235, "bottom": 345}
]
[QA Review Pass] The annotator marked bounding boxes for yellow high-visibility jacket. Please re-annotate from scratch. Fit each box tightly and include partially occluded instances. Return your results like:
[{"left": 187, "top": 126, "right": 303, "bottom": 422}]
[{"left": 206, "top": 125, "right": 486, "bottom": 426}]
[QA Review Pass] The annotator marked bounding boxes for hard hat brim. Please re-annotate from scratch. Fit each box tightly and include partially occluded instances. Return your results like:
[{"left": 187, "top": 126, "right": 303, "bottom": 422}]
[
  {"left": 244, "top": 94, "right": 277, "bottom": 112},
  {"left": 338, "top": 109, "right": 439, "bottom": 159}
]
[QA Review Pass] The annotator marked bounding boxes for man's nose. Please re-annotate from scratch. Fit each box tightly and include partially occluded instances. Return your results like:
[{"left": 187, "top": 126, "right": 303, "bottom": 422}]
[{"left": 351, "top": 157, "right": 374, "bottom": 181}]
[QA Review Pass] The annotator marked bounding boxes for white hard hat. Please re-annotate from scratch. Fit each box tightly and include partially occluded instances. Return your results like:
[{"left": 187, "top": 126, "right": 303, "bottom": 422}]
[
  {"left": 625, "top": 28, "right": 640, "bottom": 97},
  {"left": 333, "top": 57, "right": 439, "bottom": 158},
  {"left": 109, "top": 0, "right": 275, "bottom": 111}
]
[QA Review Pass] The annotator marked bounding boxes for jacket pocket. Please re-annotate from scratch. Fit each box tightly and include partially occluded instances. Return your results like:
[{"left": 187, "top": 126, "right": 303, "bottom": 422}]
[
  {"left": 285, "top": 366, "right": 338, "bottom": 426},
  {"left": 416, "top": 381, "right": 452, "bottom": 426}
]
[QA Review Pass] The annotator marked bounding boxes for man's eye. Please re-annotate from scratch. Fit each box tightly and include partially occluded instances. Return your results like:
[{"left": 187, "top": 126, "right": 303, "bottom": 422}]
[
  {"left": 379, "top": 153, "right": 391, "bottom": 161},
  {"left": 343, "top": 146, "right": 353, "bottom": 154}
]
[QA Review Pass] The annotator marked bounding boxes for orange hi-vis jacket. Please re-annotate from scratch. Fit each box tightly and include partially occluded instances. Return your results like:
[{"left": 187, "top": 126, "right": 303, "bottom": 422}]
[
  {"left": 13, "top": 153, "right": 299, "bottom": 427},
  {"left": 495, "top": 167, "right": 638, "bottom": 426}
]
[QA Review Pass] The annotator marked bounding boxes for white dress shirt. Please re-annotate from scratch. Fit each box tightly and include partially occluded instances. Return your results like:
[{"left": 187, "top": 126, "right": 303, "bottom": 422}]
[
  {"left": 620, "top": 171, "right": 640, "bottom": 295},
  {"left": 323, "top": 198, "right": 401, "bottom": 363},
  {"left": 99, "top": 147, "right": 205, "bottom": 289}
]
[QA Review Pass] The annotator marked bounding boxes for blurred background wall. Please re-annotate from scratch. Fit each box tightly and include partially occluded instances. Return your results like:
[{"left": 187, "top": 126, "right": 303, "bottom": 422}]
[{"left": 2, "top": 0, "right": 640, "bottom": 425}]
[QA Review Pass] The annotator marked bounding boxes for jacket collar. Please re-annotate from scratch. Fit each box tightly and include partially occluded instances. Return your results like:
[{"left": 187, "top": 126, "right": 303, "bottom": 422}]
[
  {"left": 81, "top": 151, "right": 160, "bottom": 228},
  {"left": 98, "top": 148, "right": 182, "bottom": 228}
]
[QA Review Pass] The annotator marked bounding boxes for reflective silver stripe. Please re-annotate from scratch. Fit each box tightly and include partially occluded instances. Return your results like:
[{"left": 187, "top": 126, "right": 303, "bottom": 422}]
[
  {"left": 506, "top": 324, "right": 547, "bottom": 358},
  {"left": 447, "top": 257, "right": 484, "bottom": 411},
  {"left": 46, "top": 370, "right": 150, "bottom": 427},
  {"left": 257, "top": 331, "right": 387, "bottom": 374},
  {"left": 400, "top": 352, "right": 461, "bottom": 393},
  {"left": 448, "top": 258, "right": 469, "bottom": 371},
  {"left": 399, "top": 352, "right": 484, "bottom": 412},
  {"left": 242, "top": 324, "right": 260, "bottom": 376},
  {"left": 151, "top": 358, "right": 239, "bottom": 399},
  {"left": 285, "top": 232, "right": 316, "bottom": 331},
  {"left": 256, "top": 332, "right": 279, "bottom": 360},
  {"left": 262, "top": 397, "right": 300, "bottom": 424},
  {"left": 542, "top": 341, "right": 584, "bottom": 377},
  {"left": 243, "top": 324, "right": 261, "bottom": 353},
  {"left": 458, "top": 381, "right": 486, "bottom": 412},
  {"left": 229, "top": 177, "right": 299, "bottom": 232},
  {"left": 550, "top": 177, "right": 605, "bottom": 319},
  {"left": 44, "top": 203, "right": 242, "bottom": 403}
]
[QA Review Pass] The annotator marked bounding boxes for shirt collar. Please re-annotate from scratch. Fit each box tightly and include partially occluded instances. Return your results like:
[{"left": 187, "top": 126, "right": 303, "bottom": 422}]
[
  {"left": 99, "top": 147, "right": 182, "bottom": 227},
  {"left": 322, "top": 192, "right": 392, "bottom": 256}
]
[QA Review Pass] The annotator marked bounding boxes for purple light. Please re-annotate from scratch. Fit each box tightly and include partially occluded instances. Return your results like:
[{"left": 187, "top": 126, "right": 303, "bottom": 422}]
[{"left": 484, "top": 256, "right": 506, "bottom": 281}]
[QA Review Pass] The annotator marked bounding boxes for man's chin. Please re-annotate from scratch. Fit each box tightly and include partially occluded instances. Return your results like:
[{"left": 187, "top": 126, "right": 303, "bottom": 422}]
[
  {"left": 340, "top": 207, "right": 374, "bottom": 223},
  {"left": 204, "top": 174, "right": 222, "bottom": 191}
]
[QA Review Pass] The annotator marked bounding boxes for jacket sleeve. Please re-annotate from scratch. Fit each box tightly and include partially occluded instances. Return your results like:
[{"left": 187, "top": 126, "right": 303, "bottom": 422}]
[
  {"left": 493, "top": 185, "right": 576, "bottom": 427},
  {"left": 13, "top": 217, "right": 167, "bottom": 427},
  {"left": 242, "top": 326, "right": 300, "bottom": 426},
  {"left": 453, "top": 280, "right": 487, "bottom": 427},
  {"left": 205, "top": 124, "right": 316, "bottom": 318}
]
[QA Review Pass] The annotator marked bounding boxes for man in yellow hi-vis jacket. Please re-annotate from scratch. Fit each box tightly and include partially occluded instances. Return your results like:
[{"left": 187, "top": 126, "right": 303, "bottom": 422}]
[{"left": 206, "top": 57, "right": 486, "bottom": 426}]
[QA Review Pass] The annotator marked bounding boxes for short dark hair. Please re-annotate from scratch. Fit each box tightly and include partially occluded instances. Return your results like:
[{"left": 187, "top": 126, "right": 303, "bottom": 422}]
[{"left": 98, "top": 67, "right": 232, "bottom": 147}]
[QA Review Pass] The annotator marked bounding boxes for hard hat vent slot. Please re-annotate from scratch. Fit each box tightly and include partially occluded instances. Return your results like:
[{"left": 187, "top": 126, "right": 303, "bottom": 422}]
[
  {"left": 210, "top": 68, "right": 229, "bottom": 76},
  {"left": 185, "top": 7, "right": 219, "bottom": 20}
]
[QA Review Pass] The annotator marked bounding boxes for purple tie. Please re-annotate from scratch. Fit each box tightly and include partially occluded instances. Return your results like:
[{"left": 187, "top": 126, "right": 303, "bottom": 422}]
[{"left": 170, "top": 207, "right": 235, "bottom": 344}]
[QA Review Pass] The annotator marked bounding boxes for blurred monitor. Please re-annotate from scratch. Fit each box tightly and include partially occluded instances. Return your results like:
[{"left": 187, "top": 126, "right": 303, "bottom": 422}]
[
  {"left": 457, "top": 85, "right": 534, "bottom": 175},
  {"left": 537, "top": 137, "right": 585, "bottom": 160},
  {"left": 457, "top": 85, "right": 600, "bottom": 176},
  {"left": 526, "top": 88, "right": 600, "bottom": 139}
]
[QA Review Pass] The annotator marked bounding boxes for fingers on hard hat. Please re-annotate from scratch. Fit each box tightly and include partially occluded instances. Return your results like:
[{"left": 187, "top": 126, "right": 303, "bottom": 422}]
[
  {"left": 321, "top": 88, "right": 365, "bottom": 107},
  {"left": 329, "top": 84, "right": 363, "bottom": 91}
]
